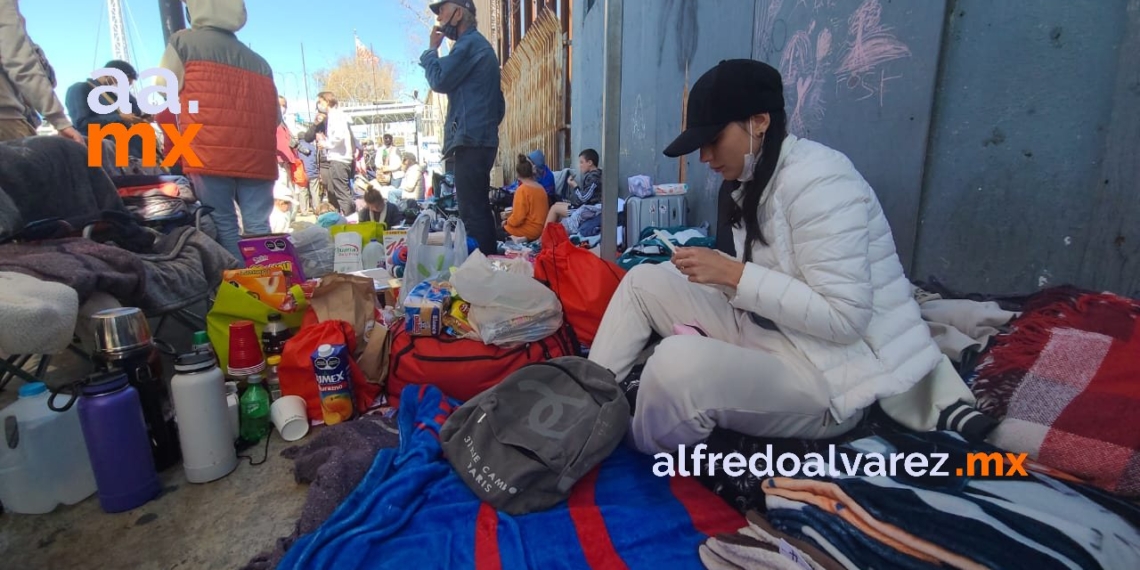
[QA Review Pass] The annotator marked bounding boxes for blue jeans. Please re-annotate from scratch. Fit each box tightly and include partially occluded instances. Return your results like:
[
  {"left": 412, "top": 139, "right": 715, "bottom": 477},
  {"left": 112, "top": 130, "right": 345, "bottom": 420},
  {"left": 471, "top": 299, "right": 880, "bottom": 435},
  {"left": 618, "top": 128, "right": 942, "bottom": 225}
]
[{"left": 192, "top": 174, "right": 274, "bottom": 262}]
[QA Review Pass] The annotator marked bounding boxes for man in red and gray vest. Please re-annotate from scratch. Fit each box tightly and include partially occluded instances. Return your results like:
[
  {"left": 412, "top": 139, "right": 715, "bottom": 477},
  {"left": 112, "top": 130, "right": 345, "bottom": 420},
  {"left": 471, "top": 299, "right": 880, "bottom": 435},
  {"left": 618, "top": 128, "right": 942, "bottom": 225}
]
[{"left": 158, "top": 0, "right": 278, "bottom": 261}]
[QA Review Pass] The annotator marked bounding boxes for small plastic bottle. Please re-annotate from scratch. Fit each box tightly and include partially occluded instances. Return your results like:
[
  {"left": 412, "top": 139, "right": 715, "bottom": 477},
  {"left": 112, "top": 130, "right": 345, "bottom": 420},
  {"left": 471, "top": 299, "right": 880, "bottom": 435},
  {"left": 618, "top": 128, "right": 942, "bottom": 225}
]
[
  {"left": 191, "top": 330, "right": 213, "bottom": 356},
  {"left": 239, "top": 374, "right": 271, "bottom": 442},
  {"left": 265, "top": 355, "right": 282, "bottom": 402}
]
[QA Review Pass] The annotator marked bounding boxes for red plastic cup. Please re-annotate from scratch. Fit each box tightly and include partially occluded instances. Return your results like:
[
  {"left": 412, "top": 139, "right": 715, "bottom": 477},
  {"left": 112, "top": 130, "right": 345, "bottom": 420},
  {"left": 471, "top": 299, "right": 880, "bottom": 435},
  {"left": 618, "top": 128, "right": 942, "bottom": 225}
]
[{"left": 228, "top": 321, "right": 264, "bottom": 372}]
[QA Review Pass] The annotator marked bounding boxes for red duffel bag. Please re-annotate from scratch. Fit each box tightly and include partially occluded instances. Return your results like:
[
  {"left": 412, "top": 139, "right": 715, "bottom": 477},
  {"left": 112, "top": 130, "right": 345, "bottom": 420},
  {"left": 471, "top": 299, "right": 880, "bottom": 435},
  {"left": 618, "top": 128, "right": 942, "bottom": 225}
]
[
  {"left": 533, "top": 222, "right": 626, "bottom": 348},
  {"left": 279, "top": 320, "right": 383, "bottom": 422},
  {"left": 386, "top": 318, "right": 579, "bottom": 406}
]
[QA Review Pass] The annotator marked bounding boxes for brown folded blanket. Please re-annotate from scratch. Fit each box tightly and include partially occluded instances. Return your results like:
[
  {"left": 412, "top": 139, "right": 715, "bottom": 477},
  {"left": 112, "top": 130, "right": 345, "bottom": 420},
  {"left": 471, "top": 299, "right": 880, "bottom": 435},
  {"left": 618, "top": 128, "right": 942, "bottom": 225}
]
[{"left": 0, "top": 238, "right": 146, "bottom": 305}]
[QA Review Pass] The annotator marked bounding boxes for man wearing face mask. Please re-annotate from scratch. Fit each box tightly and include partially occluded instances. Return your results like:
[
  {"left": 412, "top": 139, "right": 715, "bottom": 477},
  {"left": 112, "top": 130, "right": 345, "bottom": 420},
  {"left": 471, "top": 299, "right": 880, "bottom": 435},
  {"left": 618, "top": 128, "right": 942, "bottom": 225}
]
[{"left": 420, "top": 0, "right": 505, "bottom": 256}]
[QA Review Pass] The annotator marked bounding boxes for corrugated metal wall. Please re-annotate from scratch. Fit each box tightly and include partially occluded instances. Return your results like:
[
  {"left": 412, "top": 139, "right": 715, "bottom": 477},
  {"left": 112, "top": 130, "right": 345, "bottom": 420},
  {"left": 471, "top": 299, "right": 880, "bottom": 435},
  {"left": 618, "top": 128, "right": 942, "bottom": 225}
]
[
  {"left": 497, "top": 10, "right": 569, "bottom": 183},
  {"left": 913, "top": 0, "right": 1140, "bottom": 297},
  {"left": 571, "top": 0, "right": 1139, "bottom": 296}
]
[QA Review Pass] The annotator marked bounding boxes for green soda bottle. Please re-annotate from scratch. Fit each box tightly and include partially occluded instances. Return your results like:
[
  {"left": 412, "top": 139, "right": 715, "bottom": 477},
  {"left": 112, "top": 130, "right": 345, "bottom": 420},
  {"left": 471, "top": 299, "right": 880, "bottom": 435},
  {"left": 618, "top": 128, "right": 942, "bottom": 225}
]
[{"left": 239, "top": 374, "right": 271, "bottom": 442}]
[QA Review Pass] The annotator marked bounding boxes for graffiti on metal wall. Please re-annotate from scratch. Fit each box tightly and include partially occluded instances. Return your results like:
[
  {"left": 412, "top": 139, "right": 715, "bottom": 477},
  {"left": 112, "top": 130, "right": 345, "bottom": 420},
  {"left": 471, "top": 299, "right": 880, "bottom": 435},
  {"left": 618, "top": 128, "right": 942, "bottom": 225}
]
[
  {"left": 755, "top": 0, "right": 910, "bottom": 135},
  {"left": 659, "top": 0, "right": 700, "bottom": 72}
]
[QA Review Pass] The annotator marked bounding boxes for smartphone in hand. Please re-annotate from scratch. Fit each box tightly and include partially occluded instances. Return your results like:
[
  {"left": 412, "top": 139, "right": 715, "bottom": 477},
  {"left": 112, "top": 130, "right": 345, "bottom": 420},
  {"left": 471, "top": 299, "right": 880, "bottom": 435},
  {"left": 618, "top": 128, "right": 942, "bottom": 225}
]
[{"left": 654, "top": 230, "right": 678, "bottom": 254}]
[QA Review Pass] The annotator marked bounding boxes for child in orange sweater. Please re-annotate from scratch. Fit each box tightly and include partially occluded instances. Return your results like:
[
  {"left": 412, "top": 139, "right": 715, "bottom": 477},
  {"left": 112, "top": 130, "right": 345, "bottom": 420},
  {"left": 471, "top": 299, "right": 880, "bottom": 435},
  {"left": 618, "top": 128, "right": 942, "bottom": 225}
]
[{"left": 502, "top": 154, "right": 550, "bottom": 241}]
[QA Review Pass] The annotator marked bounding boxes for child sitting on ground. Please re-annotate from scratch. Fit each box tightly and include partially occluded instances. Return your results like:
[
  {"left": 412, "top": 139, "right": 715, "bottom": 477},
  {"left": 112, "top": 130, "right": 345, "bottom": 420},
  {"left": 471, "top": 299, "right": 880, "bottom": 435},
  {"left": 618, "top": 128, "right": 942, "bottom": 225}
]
[
  {"left": 270, "top": 184, "right": 294, "bottom": 234},
  {"left": 315, "top": 201, "right": 345, "bottom": 229},
  {"left": 501, "top": 154, "right": 550, "bottom": 242},
  {"left": 547, "top": 148, "right": 603, "bottom": 234}
]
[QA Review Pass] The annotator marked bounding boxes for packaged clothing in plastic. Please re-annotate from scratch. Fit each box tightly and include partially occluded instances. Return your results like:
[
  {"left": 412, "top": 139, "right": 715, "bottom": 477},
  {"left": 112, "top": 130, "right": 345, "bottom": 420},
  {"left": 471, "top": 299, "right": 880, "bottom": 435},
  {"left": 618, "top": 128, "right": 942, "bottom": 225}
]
[
  {"left": 451, "top": 251, "right": 563, "bottom": 347},
  {"left": 291, "top": 226, "right": 335, "bottom": 279},
  {"left": 628, "top": 174, "right": 653, "bottom": 198}
]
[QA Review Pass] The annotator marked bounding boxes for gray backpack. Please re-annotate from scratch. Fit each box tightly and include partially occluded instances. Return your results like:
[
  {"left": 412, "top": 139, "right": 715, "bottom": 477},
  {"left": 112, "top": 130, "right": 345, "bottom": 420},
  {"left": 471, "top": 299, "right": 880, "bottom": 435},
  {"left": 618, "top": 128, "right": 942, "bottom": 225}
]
[{"left": 440, "top": 356, "right": 630, "bottom": 515}]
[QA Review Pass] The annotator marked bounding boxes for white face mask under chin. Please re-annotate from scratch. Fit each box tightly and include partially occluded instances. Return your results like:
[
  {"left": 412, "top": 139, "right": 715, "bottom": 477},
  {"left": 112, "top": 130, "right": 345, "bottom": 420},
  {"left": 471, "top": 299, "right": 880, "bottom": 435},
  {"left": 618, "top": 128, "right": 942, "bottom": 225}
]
[{"left": 737, "top": 122, "right": 761, "bottom": 183}]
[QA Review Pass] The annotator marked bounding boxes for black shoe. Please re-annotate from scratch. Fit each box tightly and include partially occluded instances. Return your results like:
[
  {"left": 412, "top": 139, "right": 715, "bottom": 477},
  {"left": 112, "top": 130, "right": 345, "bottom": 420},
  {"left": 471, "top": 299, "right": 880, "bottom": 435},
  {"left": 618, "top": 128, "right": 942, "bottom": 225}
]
[
  {"left": 938, "top": 401, "right": 999, "bottom": 443},
  {"left": 619, "top": 364, "right": 644, "bottom": 416}
]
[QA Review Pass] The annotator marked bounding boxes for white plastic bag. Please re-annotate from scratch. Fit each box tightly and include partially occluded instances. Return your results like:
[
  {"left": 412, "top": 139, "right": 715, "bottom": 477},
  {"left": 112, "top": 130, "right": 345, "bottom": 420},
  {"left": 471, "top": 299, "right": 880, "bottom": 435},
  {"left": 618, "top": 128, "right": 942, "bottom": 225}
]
[
  {"left": 451, "top": 251, "right": 563, "bottom": 347},
  {"left": 400, "top": 212, "right": 467, "bottom": 305}
]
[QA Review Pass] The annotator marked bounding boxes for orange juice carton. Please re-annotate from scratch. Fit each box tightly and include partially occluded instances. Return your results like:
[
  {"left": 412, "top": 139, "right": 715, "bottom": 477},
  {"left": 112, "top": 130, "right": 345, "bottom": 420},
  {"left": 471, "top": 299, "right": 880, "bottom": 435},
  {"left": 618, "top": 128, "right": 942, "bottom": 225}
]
[{"left": 312, "top": 343, "right": 355, "bottom": 425}]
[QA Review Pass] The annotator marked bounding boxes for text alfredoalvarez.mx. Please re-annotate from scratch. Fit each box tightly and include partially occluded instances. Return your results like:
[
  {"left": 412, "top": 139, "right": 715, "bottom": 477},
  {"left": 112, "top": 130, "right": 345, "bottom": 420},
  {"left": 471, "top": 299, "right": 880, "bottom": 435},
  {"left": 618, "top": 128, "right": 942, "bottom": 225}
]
[{"left": 84, "top": 67, "right": 202, "bottom": 169}]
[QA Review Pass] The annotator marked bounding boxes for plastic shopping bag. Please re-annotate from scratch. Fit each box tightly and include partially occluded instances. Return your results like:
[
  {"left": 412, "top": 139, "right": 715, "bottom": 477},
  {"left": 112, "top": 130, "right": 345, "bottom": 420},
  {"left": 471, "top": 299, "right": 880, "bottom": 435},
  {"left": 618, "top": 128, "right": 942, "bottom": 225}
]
[
  {"left": 533, "top": 222, "right": 625, "bottom": 347},
  {"left": 451, "top": 251, "right": 563, "bottom": 347},
  {"left": 330, "top": 221, "right": 386, "bottom": 244},
  {"left": 206, "top": 280, "right": 308, "bottom": 372},
  {"left": 400, "top": 212, "right": 467, "bottom": 305}
]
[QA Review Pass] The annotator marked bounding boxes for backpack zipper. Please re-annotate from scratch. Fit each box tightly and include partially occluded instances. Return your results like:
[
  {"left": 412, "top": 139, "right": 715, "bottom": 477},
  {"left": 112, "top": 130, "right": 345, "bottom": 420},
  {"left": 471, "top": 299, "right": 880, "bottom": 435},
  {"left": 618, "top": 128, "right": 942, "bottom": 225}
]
[{"left": 409, "top": 342, "right": 532, "bottom": 362}]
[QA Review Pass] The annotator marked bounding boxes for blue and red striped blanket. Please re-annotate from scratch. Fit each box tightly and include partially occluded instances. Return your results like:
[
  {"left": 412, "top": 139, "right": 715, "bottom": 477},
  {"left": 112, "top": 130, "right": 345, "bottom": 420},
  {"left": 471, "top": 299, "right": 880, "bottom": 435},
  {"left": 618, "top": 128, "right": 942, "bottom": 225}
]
[{"left": 280, "top": 385, "right": 743, "bottom": 569}]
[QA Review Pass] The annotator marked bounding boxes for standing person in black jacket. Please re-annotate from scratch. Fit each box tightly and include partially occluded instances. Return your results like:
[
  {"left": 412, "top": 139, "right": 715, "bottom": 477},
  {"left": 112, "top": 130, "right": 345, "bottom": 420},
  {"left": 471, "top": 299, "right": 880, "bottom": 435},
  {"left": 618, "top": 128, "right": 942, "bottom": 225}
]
[{"left": 301, "top": 112, "right": 330, "bottom": 211}]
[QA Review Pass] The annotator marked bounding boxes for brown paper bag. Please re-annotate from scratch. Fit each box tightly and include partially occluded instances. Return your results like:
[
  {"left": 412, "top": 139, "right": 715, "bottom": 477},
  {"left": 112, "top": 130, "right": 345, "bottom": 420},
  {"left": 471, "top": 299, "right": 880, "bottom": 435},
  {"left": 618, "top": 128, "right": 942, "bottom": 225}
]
[
  {"left": 357, "top": 321, "right": 393, "bottom": 388},
  {"left": 309, "top": 273, "right": 378, "bottom": 345}
]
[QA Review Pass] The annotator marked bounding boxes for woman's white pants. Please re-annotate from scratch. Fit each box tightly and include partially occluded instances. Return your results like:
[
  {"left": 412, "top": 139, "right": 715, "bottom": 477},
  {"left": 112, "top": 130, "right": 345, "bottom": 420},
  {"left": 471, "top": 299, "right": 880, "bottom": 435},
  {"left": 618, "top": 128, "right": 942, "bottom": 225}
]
[{"left": 589, "top": 263, "right": 861, "bottom": 454}]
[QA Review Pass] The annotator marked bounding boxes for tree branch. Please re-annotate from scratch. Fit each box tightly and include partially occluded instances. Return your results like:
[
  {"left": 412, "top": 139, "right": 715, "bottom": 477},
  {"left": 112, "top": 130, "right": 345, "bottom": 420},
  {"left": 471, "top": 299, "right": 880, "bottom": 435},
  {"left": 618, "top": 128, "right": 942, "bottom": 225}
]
[{"left": 400, "top": 0, "right": 436, "bottom": 31}]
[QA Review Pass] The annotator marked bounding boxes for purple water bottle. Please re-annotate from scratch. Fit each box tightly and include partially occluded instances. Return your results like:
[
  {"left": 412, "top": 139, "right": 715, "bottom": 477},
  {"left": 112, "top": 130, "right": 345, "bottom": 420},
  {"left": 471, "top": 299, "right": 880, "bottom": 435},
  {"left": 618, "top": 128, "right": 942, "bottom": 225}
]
[{"left": 76, "top": 371, "right": 162, "bottom": 513}]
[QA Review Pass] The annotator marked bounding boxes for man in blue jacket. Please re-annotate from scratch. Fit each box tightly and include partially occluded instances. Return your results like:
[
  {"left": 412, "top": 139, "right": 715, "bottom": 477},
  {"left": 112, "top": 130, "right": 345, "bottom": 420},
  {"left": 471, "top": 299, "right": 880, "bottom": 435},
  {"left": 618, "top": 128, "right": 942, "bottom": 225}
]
[
  {"left": 421, "top": 0, "right": 505, "bottom": 256},
  {"left": 297, "top": 137, "right": 321, "bottom": 215},
  {"left": 64, "top": 60, "right": 148, "bottom": 159}
]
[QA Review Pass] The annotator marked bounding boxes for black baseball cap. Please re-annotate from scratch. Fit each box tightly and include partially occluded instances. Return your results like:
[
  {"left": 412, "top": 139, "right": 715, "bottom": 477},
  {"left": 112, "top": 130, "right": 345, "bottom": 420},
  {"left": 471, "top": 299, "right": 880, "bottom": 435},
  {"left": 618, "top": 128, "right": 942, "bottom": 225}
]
[
  {"left": 429, "top": 0, "right": 476, "bottom": 15},
  {"left": 663, "top": 59, "right": 785, "bottom": 158}
]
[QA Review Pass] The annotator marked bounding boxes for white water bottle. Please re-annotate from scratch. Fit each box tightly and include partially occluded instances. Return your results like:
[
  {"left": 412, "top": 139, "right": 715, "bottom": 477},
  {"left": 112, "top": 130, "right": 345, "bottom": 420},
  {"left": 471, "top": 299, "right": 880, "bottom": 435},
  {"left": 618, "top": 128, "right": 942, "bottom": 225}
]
[
  {"left": 362, "top": 238, "right": 384, "bottom": 270},
  {"left": 170, "top": 352, "right": 238, "bottom": 483},
  {"left": 333, "top": 232, "right": 363, "bottom": 273}
]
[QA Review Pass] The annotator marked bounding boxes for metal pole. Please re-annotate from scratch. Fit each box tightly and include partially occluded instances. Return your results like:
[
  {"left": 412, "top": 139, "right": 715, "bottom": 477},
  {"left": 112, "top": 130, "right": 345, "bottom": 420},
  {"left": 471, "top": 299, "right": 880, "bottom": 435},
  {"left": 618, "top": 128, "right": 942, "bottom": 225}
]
[
  {"left": 415, "top": 108, "right": 422, "bottom": 164},
  {"left": 370, "top": 43, "right": 379, "bottom": 104},
  {"left": 157, "top": 0, "right": 185, "bottom": 43},
  {"left": 301, "top": 42, "right": 312, "bottom": 122},
  {"left": 599, "top": 0, "right": 623, "bottom": 260}
]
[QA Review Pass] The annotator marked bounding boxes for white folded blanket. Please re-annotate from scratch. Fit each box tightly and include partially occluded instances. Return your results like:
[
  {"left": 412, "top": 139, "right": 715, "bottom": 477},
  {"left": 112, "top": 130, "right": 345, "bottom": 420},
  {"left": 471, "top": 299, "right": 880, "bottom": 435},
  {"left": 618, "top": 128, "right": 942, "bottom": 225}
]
[{"left": 0, "top": 272, "right": 79, "bottom": 355}]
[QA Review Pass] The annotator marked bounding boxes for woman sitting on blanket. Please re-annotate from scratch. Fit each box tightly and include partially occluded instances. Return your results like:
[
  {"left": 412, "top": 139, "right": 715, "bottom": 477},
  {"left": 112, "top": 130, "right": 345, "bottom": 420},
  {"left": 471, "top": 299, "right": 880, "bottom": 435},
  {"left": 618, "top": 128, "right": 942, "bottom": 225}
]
[{"left": 589, "top": 60, "right": 944, "bottom": 454}]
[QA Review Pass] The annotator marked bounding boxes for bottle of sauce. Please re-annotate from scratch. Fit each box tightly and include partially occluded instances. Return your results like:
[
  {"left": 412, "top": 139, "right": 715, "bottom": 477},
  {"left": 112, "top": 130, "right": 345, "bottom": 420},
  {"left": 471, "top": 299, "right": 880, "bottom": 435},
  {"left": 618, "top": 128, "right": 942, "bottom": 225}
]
[{"left": 261, "top": 313, "right": 293, "bottom": 357}]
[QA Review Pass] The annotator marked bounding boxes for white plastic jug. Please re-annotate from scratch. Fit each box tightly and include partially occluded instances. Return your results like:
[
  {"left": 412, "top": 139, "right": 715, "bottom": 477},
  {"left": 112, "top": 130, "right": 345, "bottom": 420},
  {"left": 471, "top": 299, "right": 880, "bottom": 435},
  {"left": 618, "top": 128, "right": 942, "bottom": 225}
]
[
  {"left": 333, "top": 232, "right": 364, "bottom": 273},
  {"left": 362, "top": 238, "right": 385, "bottom": 270},
  {"left": 0, "top": 382, "right": 97, "bottom": 514}
]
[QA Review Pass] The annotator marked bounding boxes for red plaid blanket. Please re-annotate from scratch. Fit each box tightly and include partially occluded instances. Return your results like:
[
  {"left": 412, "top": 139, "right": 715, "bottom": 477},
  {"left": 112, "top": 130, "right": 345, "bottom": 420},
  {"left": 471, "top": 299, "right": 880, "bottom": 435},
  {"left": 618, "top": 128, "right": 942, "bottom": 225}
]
[{"left": 973, "top": 287, "right": 1140, "bottom": 496}]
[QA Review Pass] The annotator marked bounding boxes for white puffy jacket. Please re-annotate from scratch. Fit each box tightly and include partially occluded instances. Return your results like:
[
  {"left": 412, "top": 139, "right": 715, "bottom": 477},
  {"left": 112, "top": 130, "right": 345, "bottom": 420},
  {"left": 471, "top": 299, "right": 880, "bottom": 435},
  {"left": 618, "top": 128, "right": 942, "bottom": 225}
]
[{"left": 729, "top": 134, "right": 941, "bottom": 423}]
